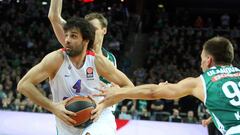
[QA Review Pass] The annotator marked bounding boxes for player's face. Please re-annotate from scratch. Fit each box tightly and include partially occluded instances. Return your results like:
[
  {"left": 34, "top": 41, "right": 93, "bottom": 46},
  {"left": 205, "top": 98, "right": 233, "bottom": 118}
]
[
  {"left": 64, "top": 29, "right": 85, "bottom": 57},
  {"left": 200, "top": 49, "right": 212, "bottom": 72},
  {"left": 89, "top": 19, "right": 106, "bottom": 46}
]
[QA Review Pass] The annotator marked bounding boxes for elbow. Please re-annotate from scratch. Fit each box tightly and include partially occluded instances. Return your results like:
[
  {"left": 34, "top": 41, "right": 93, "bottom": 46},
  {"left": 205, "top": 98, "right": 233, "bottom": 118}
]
[
  {"left": 17, "top": 80, "right": 27, "bottom": 93},
  {"left": 48, "top": 14, "right": 59, "bottom": 22}
]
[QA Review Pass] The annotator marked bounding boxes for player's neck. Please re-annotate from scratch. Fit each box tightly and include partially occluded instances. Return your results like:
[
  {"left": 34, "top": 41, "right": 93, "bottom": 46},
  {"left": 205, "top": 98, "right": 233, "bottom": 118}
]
[{"left": 69, "top": 50, "right": 87, "bottom": 69}]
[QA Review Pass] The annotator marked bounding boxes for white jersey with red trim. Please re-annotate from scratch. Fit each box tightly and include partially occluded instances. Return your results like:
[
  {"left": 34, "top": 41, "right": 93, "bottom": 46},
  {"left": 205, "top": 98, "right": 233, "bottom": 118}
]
[{"left": 49, "top": 50, "right": 116, "bottom": 135}]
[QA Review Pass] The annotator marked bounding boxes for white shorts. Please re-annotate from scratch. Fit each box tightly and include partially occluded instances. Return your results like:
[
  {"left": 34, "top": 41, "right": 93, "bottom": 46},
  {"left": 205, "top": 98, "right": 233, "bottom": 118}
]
[{"left": 82, "top": 109, "right": 116, "bottom": 135}]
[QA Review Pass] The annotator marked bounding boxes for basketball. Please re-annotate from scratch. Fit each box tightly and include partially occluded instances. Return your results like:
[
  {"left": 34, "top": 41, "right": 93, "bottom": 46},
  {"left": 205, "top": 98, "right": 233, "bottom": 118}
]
[{"left": 65, "top": 96, "right": 96, "bottom": 128}]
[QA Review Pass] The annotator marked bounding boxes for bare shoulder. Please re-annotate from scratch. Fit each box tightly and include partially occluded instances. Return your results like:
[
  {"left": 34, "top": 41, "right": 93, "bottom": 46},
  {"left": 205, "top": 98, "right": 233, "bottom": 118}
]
[
  {"left": 42, "top": 49, "right": 64, "bottom": 65},
  {"left": 41, "top": 49, "right": 64, "bottom": 77}
]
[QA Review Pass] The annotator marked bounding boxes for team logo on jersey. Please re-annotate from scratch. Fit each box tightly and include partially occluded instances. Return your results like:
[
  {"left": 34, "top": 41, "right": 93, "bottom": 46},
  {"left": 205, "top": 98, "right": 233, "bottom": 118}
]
[{"left": 86, "top": 67, "right": 94, "bottom": 79}]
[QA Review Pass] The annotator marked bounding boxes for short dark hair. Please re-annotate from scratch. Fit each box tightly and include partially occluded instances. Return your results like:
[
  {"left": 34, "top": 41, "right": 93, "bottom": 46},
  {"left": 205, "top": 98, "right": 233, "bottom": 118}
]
[
  {"left": 63, "top": 17, "right": 95, "bottom": 50},
  {"left": 84, "top": 12, "right": 108, "bottom": 28},
  {"left": 203, "top": 36, "right": 234, "bottom": 65}
]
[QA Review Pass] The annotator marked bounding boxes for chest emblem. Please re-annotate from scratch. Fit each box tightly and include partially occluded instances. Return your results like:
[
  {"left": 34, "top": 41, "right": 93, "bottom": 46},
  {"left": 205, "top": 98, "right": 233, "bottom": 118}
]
[{"left": 86, "top": 67, "right": 94, "bottom": 80}]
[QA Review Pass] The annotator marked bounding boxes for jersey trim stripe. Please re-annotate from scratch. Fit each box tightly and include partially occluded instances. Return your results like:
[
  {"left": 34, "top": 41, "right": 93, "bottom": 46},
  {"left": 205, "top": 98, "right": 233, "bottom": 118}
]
[
  {"left": 226, "top": 125, "right": 240, "bottom": 135},
  {"left": 60, "top": 48, "right": 66, "bottom": 52},
  {"left": 200, "top": 75, "right": 207, "bottom": 105},
  {"left": 86, "top": 50, "right": 95, "bottom": 56},
  {"left": 211, "top": 112, "right": 226, "bottom": 134}
]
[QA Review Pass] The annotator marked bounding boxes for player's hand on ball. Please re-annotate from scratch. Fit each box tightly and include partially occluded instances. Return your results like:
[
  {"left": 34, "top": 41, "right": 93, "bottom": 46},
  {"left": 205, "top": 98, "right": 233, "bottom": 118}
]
[
  {"left": 91, "top": 102, "right": 104, "bottom": 122},
  {"left": 51, "top": 98, "right": 77, "bottom": 126},
  {"left": 93, "top": 83, "right": 123, "bottom": 108}
]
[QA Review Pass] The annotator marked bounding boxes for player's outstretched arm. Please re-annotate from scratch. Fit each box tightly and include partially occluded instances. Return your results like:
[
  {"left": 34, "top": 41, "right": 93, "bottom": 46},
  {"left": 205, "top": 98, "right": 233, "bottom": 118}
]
[
  {"left": 17, "top": 51, "right": 76, "bottom": 125},
  {"left": 97, "top": 77, "right": 201, "bottom": 108},
  {"left": 48, "top": 0, "right": 66, "bottom": 46}
]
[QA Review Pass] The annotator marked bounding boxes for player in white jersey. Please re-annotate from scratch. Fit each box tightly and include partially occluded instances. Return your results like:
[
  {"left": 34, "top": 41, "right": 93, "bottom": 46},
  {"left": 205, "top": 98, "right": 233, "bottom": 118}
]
[
  {"left": 17, "top": 17, "right": 134, "bottom": 135},
  {"left": 48, "top": 0, "right": 119, "bottom": 112}
]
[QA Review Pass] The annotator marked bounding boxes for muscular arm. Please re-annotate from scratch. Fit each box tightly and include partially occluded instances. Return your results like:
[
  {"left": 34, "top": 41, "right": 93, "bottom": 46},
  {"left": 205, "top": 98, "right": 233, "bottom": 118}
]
[
  {"left": 17, "top": 51, "right": 60, "bottom": 112},
  {"left": 17, "top": 51, "right": 76, "bottom": 125},
  {"left": 119, "top": 77, "right": 199, "bottom": 100},
  {"left": 100, "top": 77, "right": 203, "bottom": 107},
  {"left": 95, "top": 54, "right": 134, "bottom": 88},
  {"left": 48, "top": 0, "right": 66, "bottom": 46}
]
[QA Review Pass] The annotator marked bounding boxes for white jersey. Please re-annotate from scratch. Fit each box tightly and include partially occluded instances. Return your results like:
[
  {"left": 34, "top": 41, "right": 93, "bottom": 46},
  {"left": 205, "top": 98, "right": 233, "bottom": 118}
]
[{"left": 49, "top": 50, "right": 116, "bottom": 135}]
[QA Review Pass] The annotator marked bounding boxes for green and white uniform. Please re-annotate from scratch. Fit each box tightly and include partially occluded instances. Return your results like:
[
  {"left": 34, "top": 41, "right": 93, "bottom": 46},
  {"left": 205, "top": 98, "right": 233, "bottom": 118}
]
[
  {"left": 201, "top": 66, "right": 240, "bottom": 135},
  {"left": 100, "top": 48, "right": 117, "bottom": 84}
]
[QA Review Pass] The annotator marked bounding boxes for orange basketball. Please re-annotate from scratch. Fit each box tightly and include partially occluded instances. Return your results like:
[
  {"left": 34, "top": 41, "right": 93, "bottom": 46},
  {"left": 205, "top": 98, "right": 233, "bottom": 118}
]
[{"left": 65, "top": 96, "right": 96, "bottom": 128}]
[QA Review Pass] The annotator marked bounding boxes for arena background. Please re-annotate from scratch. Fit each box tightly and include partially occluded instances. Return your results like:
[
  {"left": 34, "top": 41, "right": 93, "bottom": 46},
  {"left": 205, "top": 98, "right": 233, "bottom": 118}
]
[{"left": 0, "top": 0, "right": 240, "bottom": 135}]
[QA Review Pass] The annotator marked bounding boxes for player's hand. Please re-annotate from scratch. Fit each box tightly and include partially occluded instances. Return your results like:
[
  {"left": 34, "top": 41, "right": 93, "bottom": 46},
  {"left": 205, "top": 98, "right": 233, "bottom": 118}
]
[
  {"left": 93, "top": 83, "right": 123, "bottom": 107},
  {"left": 90, "top": 102, "right": 105, "bottom": 122},
  {"left": 51, "top": 98, "right": 77, "bottom": 126},
  {"left": 201, "top": 117, "right": 212, "bottom": 127}
]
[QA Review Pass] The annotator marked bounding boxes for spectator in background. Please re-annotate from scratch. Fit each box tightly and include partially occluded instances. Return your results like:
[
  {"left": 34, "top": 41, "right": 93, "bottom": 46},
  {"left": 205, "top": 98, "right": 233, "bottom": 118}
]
[
  {"left": 194, "top": 16, "right": 204, "bottom": 28},
  {"left": 183, "top": 110, "right": 198, "bottom": 124},
  {"left": 150, "top": 99, "right": 165, "bottom": 121},
  {"left": 168, "top": 109, "right": 182, "bottom": 123},
  {"left": 0, "top": 84, "right": 7, "bottom": 100},
  {"left": 118, "top": 105, "right": 132, "bottom": 120},
  {"left": 221, "top": 13, "right": 230, "bottom": 28}
]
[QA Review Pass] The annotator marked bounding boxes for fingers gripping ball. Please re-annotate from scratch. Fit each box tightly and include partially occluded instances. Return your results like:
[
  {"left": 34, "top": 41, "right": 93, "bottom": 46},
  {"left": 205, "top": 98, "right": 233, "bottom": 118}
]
[{"left": 65, "top": 96, "right": 96, "bottom": 128}]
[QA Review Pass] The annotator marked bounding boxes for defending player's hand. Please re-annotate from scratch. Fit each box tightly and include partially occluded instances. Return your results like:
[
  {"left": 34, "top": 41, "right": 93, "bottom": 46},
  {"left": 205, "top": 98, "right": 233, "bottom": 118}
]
[
  {"left": 51, "top": 98, "right": 77, "bottom": 126},
  {"left": 93, "top": 83, "right": 122, "bottom": 107}
]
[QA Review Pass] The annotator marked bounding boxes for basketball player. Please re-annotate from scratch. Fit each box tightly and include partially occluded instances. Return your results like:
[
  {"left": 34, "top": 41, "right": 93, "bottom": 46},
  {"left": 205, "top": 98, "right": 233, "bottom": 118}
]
[
  {"left": 97, "top": 36, "right": 240, "bottom": 135},
  {"left": 17, "top": 18, "right": 134, "bottom": 135},
  {"left": 48, "top": 0, "right": 116, "bottom": 85}
]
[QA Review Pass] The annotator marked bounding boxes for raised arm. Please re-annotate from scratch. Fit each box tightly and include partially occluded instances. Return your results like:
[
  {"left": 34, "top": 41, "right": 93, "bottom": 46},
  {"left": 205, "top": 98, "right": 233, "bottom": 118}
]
[
  {"left": 17, "top": 51, "right": 76, "bottom": 125},
  {"left": 48, "top": 0, "right": 66, "bottom": 46},
  {"left": 95, "top": 54, "right": 134, "bottom": 88}
]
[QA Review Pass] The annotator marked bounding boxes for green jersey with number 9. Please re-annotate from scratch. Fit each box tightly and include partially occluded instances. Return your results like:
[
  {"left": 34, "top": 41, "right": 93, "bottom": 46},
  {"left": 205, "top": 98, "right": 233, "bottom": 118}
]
[{"left": 201, "top": 66, "right": 240, "bottom": 134}]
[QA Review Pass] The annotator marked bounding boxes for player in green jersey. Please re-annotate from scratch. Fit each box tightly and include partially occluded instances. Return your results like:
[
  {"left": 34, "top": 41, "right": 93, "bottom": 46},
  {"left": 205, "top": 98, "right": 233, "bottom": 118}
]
[
  {"left": 48, "top": 0, "right": 117, "bottom": 84},
  {"left": 96, "top": 36, "right": 240, "bottom": 135}
]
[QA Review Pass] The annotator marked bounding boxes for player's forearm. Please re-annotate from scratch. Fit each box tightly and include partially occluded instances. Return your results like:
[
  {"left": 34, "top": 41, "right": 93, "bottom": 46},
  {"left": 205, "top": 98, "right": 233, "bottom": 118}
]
[
  {"left": 118, "top": 84, "right": 161, "bottom": 100},
  {"left": 48, "top": 0, "right": 63, "bottom": 22},
  {"left": 17, "top": 82, "right": 55, "bottom": 112}
]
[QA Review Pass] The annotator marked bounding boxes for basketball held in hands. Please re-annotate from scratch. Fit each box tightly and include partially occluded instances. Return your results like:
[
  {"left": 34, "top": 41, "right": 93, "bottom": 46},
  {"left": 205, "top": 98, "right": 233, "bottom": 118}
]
[{"left": 65, "top": 96, "right": 96, "bottom": 128}]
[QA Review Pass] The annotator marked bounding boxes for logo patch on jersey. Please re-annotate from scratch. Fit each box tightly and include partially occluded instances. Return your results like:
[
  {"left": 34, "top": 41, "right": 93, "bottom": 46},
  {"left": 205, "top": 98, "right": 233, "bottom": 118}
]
[{"left": 86, "top": 67, "right": 94, "bottom": 79}]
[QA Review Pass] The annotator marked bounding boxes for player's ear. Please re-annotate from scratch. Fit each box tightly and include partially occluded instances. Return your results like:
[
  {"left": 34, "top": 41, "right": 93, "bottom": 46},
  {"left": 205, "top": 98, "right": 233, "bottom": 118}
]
[
  {"left": 83, "top": 40, "right": 89, "bottom": 46},
  {"left": 103, "top": 27, "right": 107, "bottom": 35},
  {"left": 207, "top": 56, "right": 213, "bottom": 68}
]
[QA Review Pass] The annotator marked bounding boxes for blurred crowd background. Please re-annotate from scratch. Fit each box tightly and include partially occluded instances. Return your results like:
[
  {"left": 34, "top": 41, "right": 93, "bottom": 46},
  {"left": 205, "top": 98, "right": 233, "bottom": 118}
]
[{"left": 0, "top": 0, "right": 240, "bottom": 134}]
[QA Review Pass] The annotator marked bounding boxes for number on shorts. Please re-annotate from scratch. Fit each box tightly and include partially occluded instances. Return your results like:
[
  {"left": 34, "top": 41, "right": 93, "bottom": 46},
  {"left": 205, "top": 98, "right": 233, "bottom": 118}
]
[
  {"left": 222, "top": 81, "right": 240, "bottom": 106},
  {"left": 73, "top": 80, "right": 81, "bottom": 93}
]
